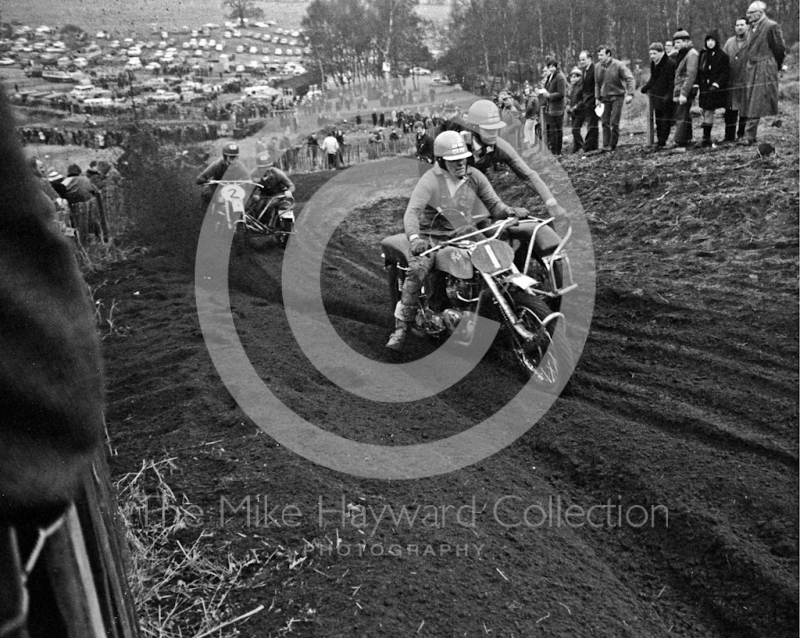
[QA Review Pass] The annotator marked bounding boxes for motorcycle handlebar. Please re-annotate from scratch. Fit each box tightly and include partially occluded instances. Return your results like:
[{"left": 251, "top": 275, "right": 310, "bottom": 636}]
[{"left": 419, "top": 217, "right": 519, "bottom": 257}]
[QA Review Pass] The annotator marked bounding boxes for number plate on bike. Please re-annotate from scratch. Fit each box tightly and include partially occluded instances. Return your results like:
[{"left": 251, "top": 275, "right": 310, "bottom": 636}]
[{"left": 471, "top": 239, "right": 514, "bottom": 273}]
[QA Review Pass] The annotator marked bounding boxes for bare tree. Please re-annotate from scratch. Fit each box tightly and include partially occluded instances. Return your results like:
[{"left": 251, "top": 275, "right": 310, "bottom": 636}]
[{"left": 222, "top": 0, "right": 265, "bottom": 27}]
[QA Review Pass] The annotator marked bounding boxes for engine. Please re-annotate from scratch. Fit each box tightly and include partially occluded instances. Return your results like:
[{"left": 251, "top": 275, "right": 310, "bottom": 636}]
[{"left": 445, "top": 275, "right": 480, "bottom": 306}]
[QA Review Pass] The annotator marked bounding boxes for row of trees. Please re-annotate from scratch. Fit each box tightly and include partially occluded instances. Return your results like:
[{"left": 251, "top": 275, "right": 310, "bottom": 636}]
[
  {"left": 223, "top": 0, "right": 797, "bottom": 89},
  {"left": 301, "top": 0, "right": 432, "bottom": 84},
  {"left": 440, "top": 0, "right": 798, "bottom": 88}
]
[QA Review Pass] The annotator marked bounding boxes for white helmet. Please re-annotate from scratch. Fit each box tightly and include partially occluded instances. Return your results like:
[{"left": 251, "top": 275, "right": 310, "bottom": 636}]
[{"left": 433, "top": 130, "right": 472, "bottom": 160}]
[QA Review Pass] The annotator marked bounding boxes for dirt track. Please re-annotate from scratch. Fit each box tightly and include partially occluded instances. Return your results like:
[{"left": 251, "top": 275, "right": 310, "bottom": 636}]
[{"left": 94, "top": 105, "right": 798, "bottom": 637}]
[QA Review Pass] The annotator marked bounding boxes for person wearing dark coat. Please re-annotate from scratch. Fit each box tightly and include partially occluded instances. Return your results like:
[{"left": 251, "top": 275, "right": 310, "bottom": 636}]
[
  {"left": 740, "top": 1, "right": 786, "bottom": 145},
  {"left": 566, "top": 68, "right": 585, "bottom": 152},
  {"left": 540, "top": 59, "right": 567, "bottom": 155},
  {"left": 640, "top": 42, "right": 676, "bottom": 148},
  {"left": 695, "top": 31, "right": 730, "bottom": 146},
  {"left": 575, "top": 50, "right": 598, "bottom": 151}
]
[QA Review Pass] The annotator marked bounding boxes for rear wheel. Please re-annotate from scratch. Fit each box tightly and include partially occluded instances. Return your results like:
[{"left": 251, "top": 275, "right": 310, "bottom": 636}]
[{"left": 508, "top": 292, "right": 573, "bottom": 390}]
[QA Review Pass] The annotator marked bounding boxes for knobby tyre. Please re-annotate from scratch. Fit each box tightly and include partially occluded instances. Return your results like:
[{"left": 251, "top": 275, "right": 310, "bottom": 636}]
[{"left": 508, "top": 292, "right": 573, "bottom": 390}]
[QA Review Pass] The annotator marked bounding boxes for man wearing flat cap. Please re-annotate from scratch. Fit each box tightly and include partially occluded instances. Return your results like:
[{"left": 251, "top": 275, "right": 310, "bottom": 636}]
[
  {"left": 640, "top": 42, "right": 676, "bottom": 149},
  {"left": 671, "top": 29, "right": 699, "bottom": 149}
]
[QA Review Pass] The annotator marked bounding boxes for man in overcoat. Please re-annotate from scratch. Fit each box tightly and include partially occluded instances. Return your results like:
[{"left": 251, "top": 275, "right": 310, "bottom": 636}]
[
  {"left": 723, "top": 17, "right": 751, "bottom": 142},
  {"left": 740, "top": 1, "right": 786, "bottom": 145}
]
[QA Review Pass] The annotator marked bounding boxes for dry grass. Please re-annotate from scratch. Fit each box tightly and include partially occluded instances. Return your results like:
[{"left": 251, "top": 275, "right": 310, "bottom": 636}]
[
  {"left": 115, "top": 459, "right": 267, "bottom": 637},
  {"left": 115, "top": 459, "right": 321, "bottom": 637}
]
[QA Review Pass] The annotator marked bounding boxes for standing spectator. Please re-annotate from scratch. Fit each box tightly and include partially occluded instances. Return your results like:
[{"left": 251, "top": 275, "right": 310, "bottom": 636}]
[
  {"left": 498, "top": 90, "right": 523, "bottom": 149},
  {"left": 62, "top": 164, "right": 102, "bottom": 242},
  {"left": 696, "top": 31, "right": 730, "bottom": 147},
  {"left": 594, "top": 45, "right": 635, "bottom": 153},
  {"left": 321, "top": 131, "right": 339, "bottom": 169},
  {"left": 379, "top": 112, "right": 385, "bottom": 127},
  {"left": 371, "top": 109, "right": 378, "bottom": 126},
  {"left": 334, "top": 126, "right": 345, "bottom": 166},
  {"left": 740, "top": 1, "right": 786, "bottom": 145},
  {"left": 540, "top": 59, "right": 567, "bottom": 155},
  {"left": 306, "top": 133, "right": 320, "bottom": 168},
  {"left": 575, "top": 50, "right": 598, "bottom": 152},
  {"left": 355, "top": 112, "right": 362, "bottom": 125},
  {"left": 640, "top": 42, "right": 676, "bottom": 149},
  {"left": 665, "top": 40, "right": 677, "bottom": 60},
  {"left": 671, "top": 30, "right": 699, "bottom": 150},
  {"left": 723, "top": 17, "right": 751, "bottom": 143},
  {"left": 413, "top": 120, "right": 434, "bottom": 166},
  {"left": 567, "top": 68, "right": 585, "bottom": 153},
  {"left": 523, "top": 88, "right": 538, "bottom": 148}
]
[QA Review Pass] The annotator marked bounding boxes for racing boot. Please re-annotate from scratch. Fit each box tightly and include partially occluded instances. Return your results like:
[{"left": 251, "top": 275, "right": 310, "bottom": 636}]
[
  {"left": 386, "top": 318, "right": 410, "bottom": 351},
  {"left": 386, "top": 302, "right": 416, "bottom": 351}
]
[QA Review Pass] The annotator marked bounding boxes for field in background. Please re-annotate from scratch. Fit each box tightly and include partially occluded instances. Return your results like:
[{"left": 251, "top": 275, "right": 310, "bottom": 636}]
[{"left": 3, "top": 0, "right": 449, "bottom": 38}]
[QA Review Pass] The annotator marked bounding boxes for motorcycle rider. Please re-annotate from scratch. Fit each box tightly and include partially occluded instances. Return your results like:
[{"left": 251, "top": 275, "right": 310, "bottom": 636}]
[
  {"left": 195, "top": 142, "right": 249, "bottom": 208},
  {"left": 443, "top": 99, "right": 567, "bottom": 273},
  {"left": 248, "top": 151, "right": 295, "bottom": 228},
  {"left": 386, "top": 130, "right": 530, "bottom": 351}
]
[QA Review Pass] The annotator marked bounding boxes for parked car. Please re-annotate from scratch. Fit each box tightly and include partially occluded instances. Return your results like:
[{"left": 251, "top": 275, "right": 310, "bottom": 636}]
[{"left": 410, "top": 66, "right": 431, "bottom": 75}]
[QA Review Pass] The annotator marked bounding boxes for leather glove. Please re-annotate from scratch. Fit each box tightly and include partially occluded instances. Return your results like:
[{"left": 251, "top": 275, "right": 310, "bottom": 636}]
[
  {"left": 511, "top": 207, "right": 530, "bottom": 219},
  {"left": 410, "top": 237, "right": 429, "bottom": 256}
]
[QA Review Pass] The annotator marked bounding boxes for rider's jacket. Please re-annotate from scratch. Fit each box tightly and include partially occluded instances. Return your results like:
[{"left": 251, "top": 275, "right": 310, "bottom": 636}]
[
  {"left": 439, "top": 115, "right": 553, "bottom": 203},
  {"left": 403, "top": 163, "right": 513, "bottom": 241},
  {"left": 250, "top": 166, "right": 295, "bottom": 197},
  {"left": 195, "top": 158, "right": 249, "bottom": 184}
]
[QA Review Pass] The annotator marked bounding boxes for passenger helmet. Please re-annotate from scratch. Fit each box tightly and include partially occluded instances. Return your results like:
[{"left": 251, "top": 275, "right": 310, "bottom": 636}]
[
  {"left": 256, "top": 152, "right": 273, "bottom": 168},
  {"left": 222, "top": 142, "right": 239, "bottom": 158},
  {"left": 433, "top": 130, "right": 472, "bottom": 161},
  {"left": 465, "top": 99, "right": 507, "bottom": 130}
]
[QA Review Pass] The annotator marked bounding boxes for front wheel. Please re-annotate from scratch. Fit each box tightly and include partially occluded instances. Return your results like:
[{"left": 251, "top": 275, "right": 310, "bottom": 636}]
[
  {"left": 276, "top": 217, "right": 293, "bottom": 249},
  {"left": 507, "top": 292, "right": 573, "bottom": 390}
]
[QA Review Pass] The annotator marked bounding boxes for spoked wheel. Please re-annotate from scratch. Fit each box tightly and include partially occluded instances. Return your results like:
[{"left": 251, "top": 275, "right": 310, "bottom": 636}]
[
  {"left": 507, "top": 292, "right": 573, "bottom": 390},
  {"left": 522, "top": 255, "right": 564, "bottom": 314}
]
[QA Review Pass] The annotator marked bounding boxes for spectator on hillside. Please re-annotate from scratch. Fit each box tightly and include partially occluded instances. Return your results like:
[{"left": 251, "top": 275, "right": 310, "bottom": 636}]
[
  {"left": 594, "top": 44, "right": 635, "bottom": 153},
  {"left": 567, "top": 67, "right": 585, "bottom": 153},
  {"left": 696, "top": 31, "right": 730, "bottom": 147},
  {"left": 62, "top": 164, "right": 103, "bottom": 242},
  {"left": 413, "top": 120, "right": 434, "bottom": 173},
  {"left": 671, "top": 30, "right": 699, "bottom": 150},
  {"left": 723, "top": 16, "right": 751, "bottom": 143},
  {"left": 306, "top": 133, "right": 319, "bottom": 168},
  {"left": 523, "top": 87, "right": 538, "bottom": 148},
  {"left": 321, "top": 132, "right": 339, "bottom": 169},
  {"left": 497, "top": 90, "right": 523, "bottom": 149},
  {"left": 739, "top": 1, "right": 785, "bottom": 145},
  {"left": 574, "top": 50, "right": 598, "bottom": 152},
  {"left": 334, "top": 126, "right": 345, "bottom": 166},
  {"left": 540, "top": 59, "right": 567, "bottom": 155},
  {"left": 665, "top": 40, "right": 677, "bottom": 60},
  {"left": 640, "top": 42, "right": 676, "bottom": 149}
]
